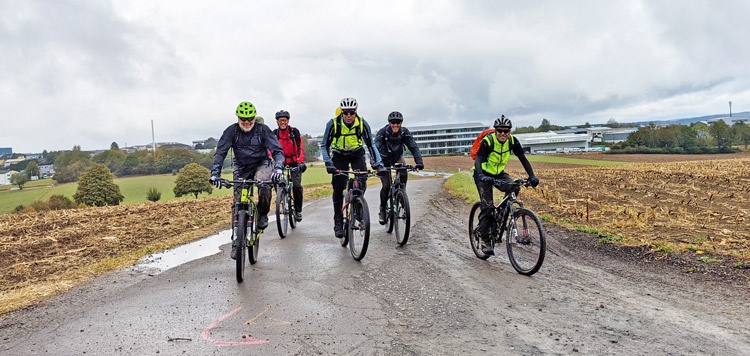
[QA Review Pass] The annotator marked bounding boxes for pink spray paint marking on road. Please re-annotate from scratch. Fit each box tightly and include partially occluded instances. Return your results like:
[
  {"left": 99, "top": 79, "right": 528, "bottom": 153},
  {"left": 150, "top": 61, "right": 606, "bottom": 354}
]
[{"left": 201, "top": 306, "right": 269, "bottom": 347}]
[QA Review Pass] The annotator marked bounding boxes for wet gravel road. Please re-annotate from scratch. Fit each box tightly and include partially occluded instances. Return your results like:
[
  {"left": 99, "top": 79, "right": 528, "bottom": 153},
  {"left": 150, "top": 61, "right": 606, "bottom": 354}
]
[{"left": 1, "top": 178, "right": 749, "bottom": 355}]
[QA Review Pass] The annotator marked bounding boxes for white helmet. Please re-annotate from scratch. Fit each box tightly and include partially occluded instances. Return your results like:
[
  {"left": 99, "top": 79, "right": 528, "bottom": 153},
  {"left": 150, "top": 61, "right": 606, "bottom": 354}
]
[{"left": 339, "top": 97, "right": 358, "bottom": 111}]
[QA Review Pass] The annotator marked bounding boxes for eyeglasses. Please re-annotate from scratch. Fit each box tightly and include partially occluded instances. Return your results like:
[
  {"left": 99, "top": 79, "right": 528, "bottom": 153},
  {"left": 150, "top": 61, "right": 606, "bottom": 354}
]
[
  {"left": 389, "top": 122, "right": 402, "bottom": 125},
  {"left": 342, "top": 110, "right": 356, "bottom": 116},
  {"left": 238, "top": 117, "right": 255, "bottom": 122},
  {"left": 496, "top": 129, "right": 510, "bottom": 134}
]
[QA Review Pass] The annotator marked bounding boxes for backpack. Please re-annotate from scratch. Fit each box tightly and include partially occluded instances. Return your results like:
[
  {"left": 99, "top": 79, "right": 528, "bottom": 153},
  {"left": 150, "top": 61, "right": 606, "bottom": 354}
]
[
  {"left": 470, "top": 128, "right": 496, "bottom": 160},
  {"left": 273, "top": 127, "right": 302, "bottom": 151}
]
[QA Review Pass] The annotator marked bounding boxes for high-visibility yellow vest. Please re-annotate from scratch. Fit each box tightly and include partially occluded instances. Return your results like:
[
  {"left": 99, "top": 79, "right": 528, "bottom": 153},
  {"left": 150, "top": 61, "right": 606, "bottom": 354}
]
[
  {"left": 481, "top": 133, "right": 513, "bottom": 175},
  {"left": 331, "top": 115, "right": 364, "bottom": 151}
]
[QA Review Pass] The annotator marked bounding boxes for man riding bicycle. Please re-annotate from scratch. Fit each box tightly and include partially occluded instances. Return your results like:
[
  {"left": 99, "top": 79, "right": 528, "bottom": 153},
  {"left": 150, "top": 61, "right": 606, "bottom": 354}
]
[
  {"left": 321, "top": 97, "right": 385, "bottom": 239},
  {"left": 209, "top": 101, "right": 285, "bottom": 259},
  {"left": 273, "top": 109, "right": 306, "bottom": 222},
  {"left": 474, "top": 115, "right": 539, "bottom": 256},
  {"left": 374, "top": 111, "right": 424, "bottom": 225}
]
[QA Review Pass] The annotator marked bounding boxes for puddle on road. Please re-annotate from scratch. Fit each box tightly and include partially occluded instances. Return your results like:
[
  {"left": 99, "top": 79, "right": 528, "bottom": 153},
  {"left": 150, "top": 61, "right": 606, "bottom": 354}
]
[
  {"left": 137, "top": 215, "right": 282, "bottom": 273},
  {"left": 137, "top": 230, "right": 231, "bottom": 272}
]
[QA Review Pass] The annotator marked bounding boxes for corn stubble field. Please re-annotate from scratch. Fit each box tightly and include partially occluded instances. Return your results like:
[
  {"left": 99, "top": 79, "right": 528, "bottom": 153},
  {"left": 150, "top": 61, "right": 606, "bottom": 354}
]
[{"left": 1, "top": 153, "right": 749, "bottom": 316}]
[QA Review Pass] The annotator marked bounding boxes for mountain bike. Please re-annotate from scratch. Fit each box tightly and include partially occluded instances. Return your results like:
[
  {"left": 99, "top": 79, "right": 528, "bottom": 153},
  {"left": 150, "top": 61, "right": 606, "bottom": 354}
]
[
  {"left": 334, "top": 169, "right": 375, "bottom": 261},
  {"left": 384, "top": 164, "right": 414, "bottom": 246},
  {"left": 468, "top": 178, "right": 546, "bottom": 276},
  {"left": 275, "top": 165, "right": 299, "bottom": 238},
  {"left": 220, "top": 178, "right": 273, "bottom": 283}
]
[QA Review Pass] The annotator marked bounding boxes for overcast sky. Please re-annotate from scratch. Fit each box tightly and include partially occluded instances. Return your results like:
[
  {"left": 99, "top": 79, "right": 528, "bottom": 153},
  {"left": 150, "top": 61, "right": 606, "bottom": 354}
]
[{"left": 2, "top": 0, "right": 749, "bottom": 153}]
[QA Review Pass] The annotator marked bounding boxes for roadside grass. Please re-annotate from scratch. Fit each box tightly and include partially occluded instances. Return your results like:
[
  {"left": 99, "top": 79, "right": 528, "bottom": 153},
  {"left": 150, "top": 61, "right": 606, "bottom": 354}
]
[
  {"left": 443, "top": 171, "right": 478, "bottom": 204},
  {"left": 0, "top": 166, "right": 332, "bottom": 215}
]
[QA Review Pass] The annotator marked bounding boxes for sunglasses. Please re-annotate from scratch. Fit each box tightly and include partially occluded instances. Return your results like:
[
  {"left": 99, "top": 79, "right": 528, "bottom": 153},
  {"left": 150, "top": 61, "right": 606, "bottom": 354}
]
[
  {"left": 238, "top": 117, "right": 255, "bottom": 122},
  {"left": 342, "top": 110, "right": 356, "bottom": 116},
  {"left": 496, "top": 129, "right": 510, "bottom": 134}
]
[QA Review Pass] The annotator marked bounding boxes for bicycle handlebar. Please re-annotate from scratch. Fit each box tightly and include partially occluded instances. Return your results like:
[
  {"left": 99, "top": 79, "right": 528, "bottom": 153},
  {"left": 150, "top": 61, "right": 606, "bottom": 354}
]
[
  {"left": 219, "top": 178, "right": 275, "bottom": 189},
  {"left": 492, "top": 177, "right": 532, "bottom": 190},
  {"left": 385, "top": 164, "right": 415, "bottom": 172},
  {"left": 332, "top": 169, "right": 376, "bottom": 177}
]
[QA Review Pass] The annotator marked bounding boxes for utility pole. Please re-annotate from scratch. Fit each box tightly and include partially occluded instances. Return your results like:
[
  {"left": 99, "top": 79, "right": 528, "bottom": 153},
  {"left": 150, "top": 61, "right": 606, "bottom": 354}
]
[
  {"left": 729, "top": 101, "right": 732, "bottom": 117},
  {"left": 151, "top": 119, "right": 157, "bottom": 152}
]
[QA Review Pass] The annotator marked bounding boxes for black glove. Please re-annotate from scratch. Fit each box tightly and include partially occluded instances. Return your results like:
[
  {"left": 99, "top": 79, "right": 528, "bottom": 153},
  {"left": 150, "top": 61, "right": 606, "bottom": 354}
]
[
  {"left": 528, "top": 176, "right": 539, "bottom": 187},
  {"left": 478, "top": 174, "right": 494, "bottom": 185},
  {"left": 415, "top": 163, "right": 424, "bottom": 170},
  {"left": 209, "top": 176, "right": 222, "bottom": 189},
  {"left": 298, "top": 163, "right": 307, "bottom": 173},
  {"left": 326, "top": 163, "right": 338, "bottom": 174},
  {"left": 376, "top": 165, "right": 388, "bottom": 176},
  {"left": 271, "top": 168, "right": 284, "bottom": 183}
]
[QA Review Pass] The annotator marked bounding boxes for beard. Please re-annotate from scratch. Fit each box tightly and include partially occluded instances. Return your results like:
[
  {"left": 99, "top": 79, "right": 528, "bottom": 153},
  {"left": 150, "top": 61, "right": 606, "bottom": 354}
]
[{"left": 239, "top": 122, "right": 254, "bottom": 133}]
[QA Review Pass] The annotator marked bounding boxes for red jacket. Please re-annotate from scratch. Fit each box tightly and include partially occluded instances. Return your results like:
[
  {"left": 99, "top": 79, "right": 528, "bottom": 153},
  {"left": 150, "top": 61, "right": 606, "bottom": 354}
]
[{"left": 273, "top": 127, "right": 305, "bottom": 165}]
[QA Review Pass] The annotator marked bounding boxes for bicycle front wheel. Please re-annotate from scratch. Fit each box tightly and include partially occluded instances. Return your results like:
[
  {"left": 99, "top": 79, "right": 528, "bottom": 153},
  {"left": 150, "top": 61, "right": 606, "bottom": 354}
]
[
  {"left": 289, "top": 189, "right": 297, "bottom": 229},
  {"left": 276, "top": 188, "right": 289, "bottom": 238},
  {"left": 394, "top": 190, "right": 411, "bottom": 246},
  {"left": 248, "top": 208, "right": 260, "bottom": 264},
  {"left": 236, "top": 211, "right": 248, "bottom": 283},
  {"left": 506, "top": 208, "right": 545, "bottom": 276},
  {"left": 348, "top": 196, "right": 370, "bottom": 261},
  {"left": 468, "top": 202, "right": 490, "bottom": 260}
]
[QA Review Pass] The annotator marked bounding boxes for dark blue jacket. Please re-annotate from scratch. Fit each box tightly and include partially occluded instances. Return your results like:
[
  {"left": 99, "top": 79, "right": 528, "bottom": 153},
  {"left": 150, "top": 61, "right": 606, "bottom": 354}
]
[{"left": 211, "top": 122, "right": 284, "bottom": 177}]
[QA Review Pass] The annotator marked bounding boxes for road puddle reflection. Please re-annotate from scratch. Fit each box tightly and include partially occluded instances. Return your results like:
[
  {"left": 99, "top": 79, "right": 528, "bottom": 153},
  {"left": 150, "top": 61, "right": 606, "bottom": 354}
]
[{"left": 137, "top": 230, "right": 231, "bottom": 272}]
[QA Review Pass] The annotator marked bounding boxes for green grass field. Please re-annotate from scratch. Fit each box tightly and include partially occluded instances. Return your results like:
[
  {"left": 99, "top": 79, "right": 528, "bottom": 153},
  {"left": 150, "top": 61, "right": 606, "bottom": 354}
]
[{"left": 0, "top": 166, "right": 333, "bottom": 215}]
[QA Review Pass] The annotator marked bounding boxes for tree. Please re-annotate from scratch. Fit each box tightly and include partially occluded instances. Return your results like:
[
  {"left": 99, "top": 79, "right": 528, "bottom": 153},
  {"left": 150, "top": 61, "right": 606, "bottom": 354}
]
[
  {"left": 73, "top": 163, "right": 124, "bottom": 207},
  {"left": 173, "top": 163, "right": 213, "bottom": 199},
  {"left": 709, "top": 120, "right": 733, "bottom": 152},
  {"left": 10, "top": 172, "right": 29, "bottom": 190},
  {"left": 53, "top": 160, "right": 89, "bottom": 183},
  {"left": 25, "top": 160, "right": 40, "bottom": 178},
  {"left": 110, "top": 142, "right": 120, "bottom": 150}
]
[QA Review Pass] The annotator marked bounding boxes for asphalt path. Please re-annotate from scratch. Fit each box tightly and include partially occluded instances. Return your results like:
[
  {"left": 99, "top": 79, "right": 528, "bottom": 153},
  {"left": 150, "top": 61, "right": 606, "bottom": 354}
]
[{"left": 2, "top": 177, "right": 749, "bottom": 355}]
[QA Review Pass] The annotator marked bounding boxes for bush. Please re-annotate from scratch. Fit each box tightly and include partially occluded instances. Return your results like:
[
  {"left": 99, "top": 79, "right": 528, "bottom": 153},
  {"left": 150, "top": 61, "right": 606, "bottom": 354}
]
[
  {"left": 48, "top": 195, "right": 76, "bottom": 210},
  {"left": 146, "top": 187, "right": 162, "bottom": 202},
  {"left": 73, "top": 164, "right": 125, "bottom": 207}
]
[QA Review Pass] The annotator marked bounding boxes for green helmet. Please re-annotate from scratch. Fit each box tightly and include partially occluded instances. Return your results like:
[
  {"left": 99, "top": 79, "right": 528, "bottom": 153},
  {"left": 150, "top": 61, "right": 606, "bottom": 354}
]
[{"left": 236, "top": 101, "right": 257, "bottom": 119}]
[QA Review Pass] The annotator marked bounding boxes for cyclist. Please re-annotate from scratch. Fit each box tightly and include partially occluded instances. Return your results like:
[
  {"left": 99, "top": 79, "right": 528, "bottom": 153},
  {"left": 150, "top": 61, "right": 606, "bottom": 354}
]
[
  {"left": 272, "top": 110, "right": 306, "bottom": 222},
  {"left": 210, "top": 101, "right": 285, "bottom": 259},
  {"left": 374, "top": 111, "right": 424, "bottom": 225},
  {"left": 474, "top": 115, "right": 539, "bottom": 255},
  {"left": 321, "top": 97, "right": 386, "bottom": 238}
]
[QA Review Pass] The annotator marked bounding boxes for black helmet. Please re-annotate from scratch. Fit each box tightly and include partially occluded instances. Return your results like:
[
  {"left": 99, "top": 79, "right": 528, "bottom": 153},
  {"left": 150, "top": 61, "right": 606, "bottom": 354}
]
[
  {"left": 493, "top": 115, "right": 512, "bottom": 129},
  {"left": 275, "top": 110, "right": 290, "bottom": 120},
  {"left": 387, "top": 111, "right": 404, "bottom": 123}
]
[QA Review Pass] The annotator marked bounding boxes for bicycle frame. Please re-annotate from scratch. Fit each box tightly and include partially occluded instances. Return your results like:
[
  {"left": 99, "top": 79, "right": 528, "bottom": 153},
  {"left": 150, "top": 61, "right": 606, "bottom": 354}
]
[
  {"left": 333, "top": 169, "right": 374, "bottom": 261},
  {"left": 491, "top": 186, "right": 524, "bottom": 244}
]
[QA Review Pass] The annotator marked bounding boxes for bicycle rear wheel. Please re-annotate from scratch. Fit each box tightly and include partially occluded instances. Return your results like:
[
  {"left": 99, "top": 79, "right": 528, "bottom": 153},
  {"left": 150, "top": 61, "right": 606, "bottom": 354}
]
[
  {"left": 468, "top": 202, "right": 491, "bottom": 260},
  {"left": 236, "top": 211, "right": 248, "bottom": 283},
  {"left": 348, "top": 196, "right": 370, "bottom": 261},
  {"left": 394, "top": 190, "right": 411, "bottom": 246},
  {"left": 276, "top": 188, "right": 289, "bottom": 238},
  {"left": 248, "top": 208, "right": 260, "bottom": 264},
  {"left": 506, "top": 208, "right": 545, "bottom": 276}
]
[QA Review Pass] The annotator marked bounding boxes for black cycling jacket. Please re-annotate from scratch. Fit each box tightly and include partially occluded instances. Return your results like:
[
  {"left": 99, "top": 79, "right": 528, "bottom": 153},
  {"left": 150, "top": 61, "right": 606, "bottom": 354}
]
[
  {"left": 210, "top": 122, "right": 284, "bottom": 177},
  {"left": 374, "top": 125, "right": 423, "bottom": 166}
]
